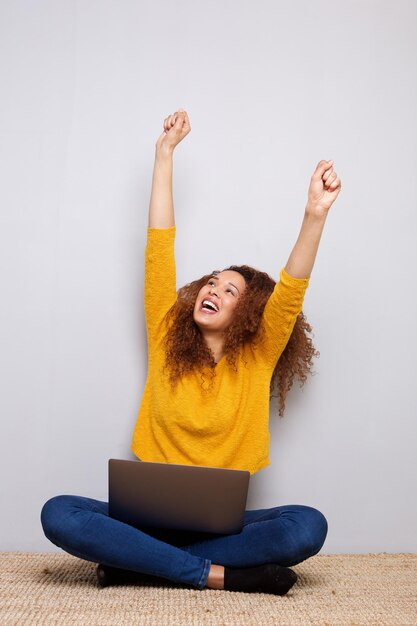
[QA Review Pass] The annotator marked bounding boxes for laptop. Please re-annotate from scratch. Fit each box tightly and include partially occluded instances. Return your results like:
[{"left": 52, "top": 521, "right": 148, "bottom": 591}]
[{"left": 108, "top": 459, "right": 250, "bottom": 535}]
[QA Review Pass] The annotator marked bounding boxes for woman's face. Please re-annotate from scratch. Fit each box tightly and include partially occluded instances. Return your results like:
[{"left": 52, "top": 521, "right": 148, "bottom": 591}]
[{"left": 193, "top": 270, "right": 247, "bottom": 332}]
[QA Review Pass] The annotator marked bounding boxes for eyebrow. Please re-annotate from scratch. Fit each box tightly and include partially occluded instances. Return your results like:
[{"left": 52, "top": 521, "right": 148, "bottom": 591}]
[{"left": 210, "top": 276, "right": 240, "bottom": 294}]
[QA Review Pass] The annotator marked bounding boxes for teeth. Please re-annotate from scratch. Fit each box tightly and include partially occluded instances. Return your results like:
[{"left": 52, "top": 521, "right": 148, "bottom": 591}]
[{"left": 202, "top": 299, "right": 219, "bottom": 312}]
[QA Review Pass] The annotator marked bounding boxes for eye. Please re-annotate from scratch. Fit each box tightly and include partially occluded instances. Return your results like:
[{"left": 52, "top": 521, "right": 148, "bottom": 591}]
[
  {"left": 208, "top": 280, "right": 215, "bottom": 286},
  {"left": 226, "top": 288, "right": 236, "bottom": 296}
]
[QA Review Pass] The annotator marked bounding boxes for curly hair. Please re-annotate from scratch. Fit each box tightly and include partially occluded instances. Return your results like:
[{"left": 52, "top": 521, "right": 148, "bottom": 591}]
[{"left": 163, "top": 265, "right": 320, "bottom": 416}]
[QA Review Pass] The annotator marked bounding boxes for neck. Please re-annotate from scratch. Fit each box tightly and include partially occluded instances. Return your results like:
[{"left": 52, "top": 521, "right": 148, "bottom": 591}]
[{"left": 201, "top": 330, "right": 224, "bottom": 364}]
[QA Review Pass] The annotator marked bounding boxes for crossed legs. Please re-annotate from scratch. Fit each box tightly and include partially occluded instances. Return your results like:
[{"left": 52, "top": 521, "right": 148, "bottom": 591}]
[{"left": 41, "top": 495, "right": 328, "bottom": 591}]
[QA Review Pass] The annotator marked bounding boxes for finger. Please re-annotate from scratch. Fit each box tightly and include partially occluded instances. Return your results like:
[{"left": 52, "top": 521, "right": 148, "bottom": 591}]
[
  {"left": 164, "top": 114, "right": 177, "bottom": 131},
  {"left": 324, "top": 171, "right": 337, "bottom": 188},
  {"left": 322, "top": 168, "right": 334, "bottom": 183},
  {"left": 312, "top": 159, "right": 334, "bottom": 181},
  {"left": 328, "top": 176, "right": 341, "bottom": 191}
]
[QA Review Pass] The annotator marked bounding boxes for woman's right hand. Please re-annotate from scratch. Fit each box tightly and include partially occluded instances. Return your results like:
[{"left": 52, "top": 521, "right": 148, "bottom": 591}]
[{"left": 155, "top": 109, "right": 191, "bottom": 153}]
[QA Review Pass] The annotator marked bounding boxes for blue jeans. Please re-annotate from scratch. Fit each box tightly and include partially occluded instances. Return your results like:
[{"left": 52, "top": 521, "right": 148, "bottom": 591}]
[{"left": 41, "top": 495, "right": 328, "bottom": 590}]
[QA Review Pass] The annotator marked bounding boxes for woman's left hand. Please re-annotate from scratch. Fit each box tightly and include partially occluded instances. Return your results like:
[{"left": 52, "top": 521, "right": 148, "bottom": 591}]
[{"left": 306, "top": 159, "right": 342, "bottom": 217}]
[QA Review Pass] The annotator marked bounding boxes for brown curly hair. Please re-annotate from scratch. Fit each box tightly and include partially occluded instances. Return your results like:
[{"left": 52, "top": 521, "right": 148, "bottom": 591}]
[{"left": 163, "top": 265, "right": 320, "bottom": 416}]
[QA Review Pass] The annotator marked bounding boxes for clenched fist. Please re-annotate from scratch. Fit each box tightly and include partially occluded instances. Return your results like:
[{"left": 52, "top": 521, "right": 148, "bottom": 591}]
[
  {"left": 156, "top": 109, "right": 191, "bottom": 154},
  {"left": 307, "top": 160, "right": 342, "bottom": 217}
]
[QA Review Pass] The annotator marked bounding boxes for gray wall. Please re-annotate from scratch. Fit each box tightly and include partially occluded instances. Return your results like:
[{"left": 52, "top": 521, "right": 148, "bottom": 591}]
[{"left": 1, "top": 0, "right": 416, "bottom": 553}]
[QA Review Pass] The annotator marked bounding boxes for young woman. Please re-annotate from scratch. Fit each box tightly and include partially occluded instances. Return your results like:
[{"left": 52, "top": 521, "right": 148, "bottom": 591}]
[{"left": 41, "top": 109, "right": 342, "bottom": 596}]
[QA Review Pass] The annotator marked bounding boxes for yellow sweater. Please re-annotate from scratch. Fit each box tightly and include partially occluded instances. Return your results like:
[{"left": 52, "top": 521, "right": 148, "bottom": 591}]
[{"left": 130, "top": 227, "right": 310, "bottom": 474}]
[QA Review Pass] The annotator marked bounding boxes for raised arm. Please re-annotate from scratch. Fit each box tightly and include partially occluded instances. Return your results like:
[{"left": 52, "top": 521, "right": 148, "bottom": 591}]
[
  {"left": 284, "top": 159, "right": 342, "bottom": 279},
  {"left": 258, "top": 160, "right": 342, "bottom": 366},
  {"left": 148, "top": 109, "right": 191, "bottom": 228}
]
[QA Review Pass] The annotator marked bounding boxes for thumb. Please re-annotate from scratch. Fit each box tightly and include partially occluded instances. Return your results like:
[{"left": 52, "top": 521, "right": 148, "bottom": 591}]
[{"left": 174, "top": 110, "right": 186, "bottom": 126}]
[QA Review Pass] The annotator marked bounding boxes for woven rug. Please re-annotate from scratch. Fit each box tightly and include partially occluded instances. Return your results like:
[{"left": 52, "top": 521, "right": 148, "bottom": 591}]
[{"left": 0, "top": 552, "right": 416, "bottom": 625}]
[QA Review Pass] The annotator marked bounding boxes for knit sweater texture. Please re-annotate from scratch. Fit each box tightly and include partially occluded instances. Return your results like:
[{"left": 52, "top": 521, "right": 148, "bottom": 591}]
[{"left": 130, "top": 227, "right": 310, "bottom": 474}]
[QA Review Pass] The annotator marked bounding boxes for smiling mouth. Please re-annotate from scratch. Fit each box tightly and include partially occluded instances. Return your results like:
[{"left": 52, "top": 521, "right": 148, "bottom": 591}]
[{"left": 201, "top": 299, "right": 219, "bottom": 313}]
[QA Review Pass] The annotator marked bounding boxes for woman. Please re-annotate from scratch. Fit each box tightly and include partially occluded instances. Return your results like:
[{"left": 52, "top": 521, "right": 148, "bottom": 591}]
[{"left": 41, "top": 109, "right": 342, "bottom": 596}]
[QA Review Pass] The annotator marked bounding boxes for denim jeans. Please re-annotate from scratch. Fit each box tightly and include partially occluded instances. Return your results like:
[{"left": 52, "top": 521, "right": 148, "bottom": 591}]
[{"left": 41, "top": 495, "right": 328, "bottom": 590}]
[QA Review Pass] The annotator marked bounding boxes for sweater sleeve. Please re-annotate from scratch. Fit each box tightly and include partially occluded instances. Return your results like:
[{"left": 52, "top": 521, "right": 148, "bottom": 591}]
[
  {"left": 257, "top": 267, "right": 310, "bottom": 367},
  {"left": 144, "top": 227, "right": 177, "bottom": 349}
]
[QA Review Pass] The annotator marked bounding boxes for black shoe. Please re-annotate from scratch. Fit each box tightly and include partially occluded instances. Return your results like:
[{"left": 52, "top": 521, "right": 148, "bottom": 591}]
[
  {"left": 96, "top": 564, "right": 141, "bottom": 588},
  {"left": 224, "top": 563, "right": 298, "bottom": 595}
]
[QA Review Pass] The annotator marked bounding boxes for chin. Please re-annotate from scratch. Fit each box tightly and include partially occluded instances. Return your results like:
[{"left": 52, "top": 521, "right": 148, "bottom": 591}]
[
  {"left": 194, "top": 313, "right": 218, "bottom": 330},
  {"left": 194, "top": 316, "right": 210, "bottom": 328}
]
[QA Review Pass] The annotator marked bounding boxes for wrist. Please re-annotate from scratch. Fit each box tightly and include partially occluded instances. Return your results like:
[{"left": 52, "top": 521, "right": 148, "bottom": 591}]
[
  {"left": 155, "top": 144, "right": 174, "bottom": 160},
  {"left": 305, "top": 203, "right": 329, "bottom": 221}
]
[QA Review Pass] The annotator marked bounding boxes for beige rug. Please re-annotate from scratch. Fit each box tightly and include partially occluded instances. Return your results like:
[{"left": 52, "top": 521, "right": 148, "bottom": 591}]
[{"left": 0, "top": 552, "right": 416, "bottom": 625}]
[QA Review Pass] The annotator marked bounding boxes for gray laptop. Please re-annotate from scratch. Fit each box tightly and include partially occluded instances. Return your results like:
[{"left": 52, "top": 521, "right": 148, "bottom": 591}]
[{"left": 108, "top": 459, "right": 250, "bottom": 535}]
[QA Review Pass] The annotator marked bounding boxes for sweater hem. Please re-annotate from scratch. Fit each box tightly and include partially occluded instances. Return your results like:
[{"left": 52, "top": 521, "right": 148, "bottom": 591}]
[
  {"left": 247, "top": 457, "right": 271, "bottom": 475},
  {"left": 131, "top": 439, "right": 271, "bottom": 477}
]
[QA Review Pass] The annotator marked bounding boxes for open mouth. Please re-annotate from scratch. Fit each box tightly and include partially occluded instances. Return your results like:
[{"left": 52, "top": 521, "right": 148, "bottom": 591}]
[{"left": 201, "top": 299, "right": 219, "bottom": 314}]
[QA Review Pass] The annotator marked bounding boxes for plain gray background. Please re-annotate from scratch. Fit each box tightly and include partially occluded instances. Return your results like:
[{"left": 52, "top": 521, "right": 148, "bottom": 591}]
[{"left": 1, "top": 0, "right": 416, "bottom": 553}]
